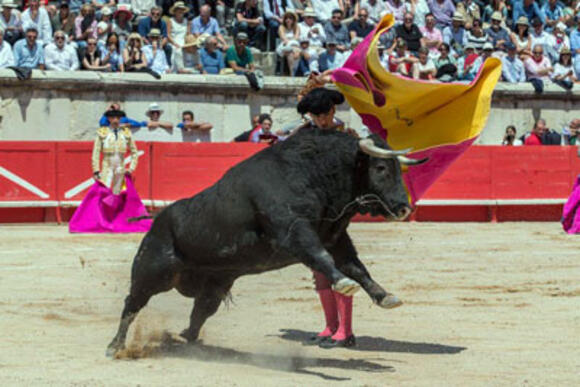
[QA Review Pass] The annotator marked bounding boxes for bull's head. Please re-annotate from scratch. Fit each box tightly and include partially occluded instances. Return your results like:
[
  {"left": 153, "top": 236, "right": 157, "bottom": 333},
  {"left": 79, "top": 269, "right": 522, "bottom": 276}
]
[{"left": 356, "top": 136, "right": 427, "bottom": 220}]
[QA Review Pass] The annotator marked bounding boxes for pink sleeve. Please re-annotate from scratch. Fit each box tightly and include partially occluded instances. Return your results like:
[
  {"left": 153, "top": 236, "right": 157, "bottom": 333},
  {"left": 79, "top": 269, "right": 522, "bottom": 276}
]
[{"left": 74, "top": 17, "right": 82, "bottom": 39}]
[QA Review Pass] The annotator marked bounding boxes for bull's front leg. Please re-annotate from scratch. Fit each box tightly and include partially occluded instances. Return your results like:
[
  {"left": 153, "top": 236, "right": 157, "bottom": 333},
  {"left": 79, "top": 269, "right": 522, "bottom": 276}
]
[
  {"left": 280, "top": 220, "right": 359, "bottom": 295},
  {"left": 331, "top": 232, "right": 403, "bottom": 309}
]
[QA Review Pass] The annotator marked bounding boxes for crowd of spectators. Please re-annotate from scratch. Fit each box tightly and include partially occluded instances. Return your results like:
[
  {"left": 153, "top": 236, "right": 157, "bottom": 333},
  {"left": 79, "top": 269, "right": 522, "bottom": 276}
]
[
  {"left": 1, "top": 0, "right": 580, "bottom": 90},
  {"left": 502, "top": 117, "right": 580, "bottom": 145}
]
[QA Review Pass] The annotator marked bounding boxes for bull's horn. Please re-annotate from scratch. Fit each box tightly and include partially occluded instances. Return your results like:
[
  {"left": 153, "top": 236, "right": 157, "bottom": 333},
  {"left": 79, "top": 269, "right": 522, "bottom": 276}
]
[
  {"left": 358, "top": 139, "right": 411, "bottom": 158},
  {"left": 397, "top": 155, "right": 429, "bottom": 165}
]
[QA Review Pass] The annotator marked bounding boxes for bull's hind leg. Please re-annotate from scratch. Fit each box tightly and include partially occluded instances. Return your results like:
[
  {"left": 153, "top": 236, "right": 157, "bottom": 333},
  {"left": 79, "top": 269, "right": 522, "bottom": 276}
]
[
  {"left": 179, "top": 277, "right": 234, "bottom": 342},
  {"left": 106, "top": 237, "right": 183, "bottom": 357}
]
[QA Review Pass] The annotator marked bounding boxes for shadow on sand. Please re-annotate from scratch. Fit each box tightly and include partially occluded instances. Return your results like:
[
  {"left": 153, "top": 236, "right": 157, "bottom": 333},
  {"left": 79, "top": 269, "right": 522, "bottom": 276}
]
[
  {"left": 277, "top": 329, "right": 467, "bottom": 354},
  {"left": 143, "top": 334, "right": 395, "bottom": 381}
]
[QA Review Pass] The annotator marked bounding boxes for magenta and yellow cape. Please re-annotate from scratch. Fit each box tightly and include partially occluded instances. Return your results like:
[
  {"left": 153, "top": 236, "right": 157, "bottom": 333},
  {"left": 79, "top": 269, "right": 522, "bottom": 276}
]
[{"left": 332, "top": 15, "right": 502, "bottom": 204}]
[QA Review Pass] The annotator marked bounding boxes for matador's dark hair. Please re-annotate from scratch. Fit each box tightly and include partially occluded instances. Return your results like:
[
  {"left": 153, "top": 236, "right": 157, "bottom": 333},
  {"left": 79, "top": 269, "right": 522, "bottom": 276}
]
[{"left": 297, "top": 88, "right": 345, "bottom": 115}]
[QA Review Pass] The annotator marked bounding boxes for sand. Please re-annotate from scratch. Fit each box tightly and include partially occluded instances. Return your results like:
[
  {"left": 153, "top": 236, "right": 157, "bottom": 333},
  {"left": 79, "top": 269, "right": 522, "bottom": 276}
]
[{"left": 0, "top": 222, "right": 578, "bottom": 386}]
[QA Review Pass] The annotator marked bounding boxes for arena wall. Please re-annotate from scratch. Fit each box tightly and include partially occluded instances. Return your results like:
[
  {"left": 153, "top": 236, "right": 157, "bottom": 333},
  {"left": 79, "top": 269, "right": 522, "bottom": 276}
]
[{"left": 0, "top": 70, "right": 579, "bottom": 144}]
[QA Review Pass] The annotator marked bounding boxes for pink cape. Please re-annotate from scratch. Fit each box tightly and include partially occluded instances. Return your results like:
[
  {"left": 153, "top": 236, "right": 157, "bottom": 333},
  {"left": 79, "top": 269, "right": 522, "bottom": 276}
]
[
  {"left": 69, "top": 176, "right": 152, "bottom": 233},
  {"left": 561, "top": 175, "right": 580, "bottom": 234}
]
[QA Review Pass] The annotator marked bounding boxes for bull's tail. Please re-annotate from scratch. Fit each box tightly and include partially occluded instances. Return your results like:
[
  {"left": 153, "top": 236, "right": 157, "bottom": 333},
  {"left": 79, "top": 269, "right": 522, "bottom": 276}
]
[{"left": 127, "top": 215, "right": 154, "bottom": 223}]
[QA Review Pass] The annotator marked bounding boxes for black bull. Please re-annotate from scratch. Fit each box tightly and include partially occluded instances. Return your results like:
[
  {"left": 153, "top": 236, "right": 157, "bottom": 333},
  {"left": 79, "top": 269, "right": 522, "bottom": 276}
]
[{"left": 107, "top": 130, "right": 426, "bottom": 357}]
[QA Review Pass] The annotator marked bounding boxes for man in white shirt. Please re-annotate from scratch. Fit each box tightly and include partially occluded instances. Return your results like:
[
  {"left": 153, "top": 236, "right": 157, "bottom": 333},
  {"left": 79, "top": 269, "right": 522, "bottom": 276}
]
[
  {"left": 21, "top": 0, "right": 52, "bottom": 46},
  {"left": 142, "top": 28, "right": 169, "bottom": 75},
  {"left": 299, "top": 7, "right": 326, "bottom": 50},
  {"left": 310, "top": 0, "right": 341, "bottom": 23},
  {"left": 0, "top": 27, "right": 15, "bottom": 68},
  {"left": 44, "top": 30, "right": 79, "bottom": 71}
]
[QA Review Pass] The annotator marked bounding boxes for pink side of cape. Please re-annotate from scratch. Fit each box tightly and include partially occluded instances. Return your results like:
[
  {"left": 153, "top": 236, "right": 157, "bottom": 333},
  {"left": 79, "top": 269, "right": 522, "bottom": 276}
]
[{"left": 561, "top": 175, "right": 580, "bottom": 234}]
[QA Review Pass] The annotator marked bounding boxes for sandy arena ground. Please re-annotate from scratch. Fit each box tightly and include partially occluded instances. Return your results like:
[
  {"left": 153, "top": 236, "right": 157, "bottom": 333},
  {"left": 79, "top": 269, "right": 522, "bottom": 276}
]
[{"left": 0, "top": 222, "right": 578, "bottom": 386}]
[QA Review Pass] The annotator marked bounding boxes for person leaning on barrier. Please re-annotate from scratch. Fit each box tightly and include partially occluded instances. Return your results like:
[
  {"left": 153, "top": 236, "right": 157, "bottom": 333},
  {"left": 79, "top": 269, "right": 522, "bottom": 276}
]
[
  {"left": 44, "top": 29, "right": 79, "bottom": 71},
  {"left": 13, "top": 26, "right": 45, "bottom": 69},
  {"left": 178, "top": 110, "right": 213, "bottom": 143},
  {"left": 0, "top": 27, "right": 15, "bottom": 68},
  {"left": 199, "top": 35, "right": 224, "bottom": 74}
]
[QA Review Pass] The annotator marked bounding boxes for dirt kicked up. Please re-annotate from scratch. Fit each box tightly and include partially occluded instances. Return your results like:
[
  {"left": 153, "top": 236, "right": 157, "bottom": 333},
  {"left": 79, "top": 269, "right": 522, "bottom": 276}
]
[{"left": 0, "top": 223, "right": 578, "bottom": 386}]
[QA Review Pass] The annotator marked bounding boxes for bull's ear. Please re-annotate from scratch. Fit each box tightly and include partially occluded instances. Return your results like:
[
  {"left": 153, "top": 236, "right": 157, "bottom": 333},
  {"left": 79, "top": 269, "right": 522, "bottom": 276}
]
[{"left": 397, "top": 156, "right": 429, "bottom": 166}]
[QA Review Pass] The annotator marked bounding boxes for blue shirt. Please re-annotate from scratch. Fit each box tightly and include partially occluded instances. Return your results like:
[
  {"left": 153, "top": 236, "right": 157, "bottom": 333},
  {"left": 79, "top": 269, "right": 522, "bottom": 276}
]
[
  {"left": 191, "top": 16, "right": 220, "bottom": 36},
  {"left": 541, "top": 3, "right": 563, "bottom": 23},
  {"left": 13, "top": 39, "right": 44, "bottom": 68},
  {"left": 137, "top": 17, "right": 168, "bottom": 39},
  {"left": 99, "top": 116, "right": 147, "bottom": 127},
  {"left": 512, "top": 0, "right": 546, "bottom": 26},
  {"left": 570, "top": 29, "right": 580, "bottom": 58},
  {"left": 501, "top": 55, "right": 526, "bottom": 83},
  {"left": 199, "top": 48, "right": 224, "bottom": 74},
  {"left": 456, "top": 55, "right": 482, "bottom": 81}
]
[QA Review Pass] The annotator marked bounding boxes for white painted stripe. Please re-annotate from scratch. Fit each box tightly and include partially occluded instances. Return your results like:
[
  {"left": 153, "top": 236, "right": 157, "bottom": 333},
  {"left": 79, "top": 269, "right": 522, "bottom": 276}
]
[
  {"left": 416, "top": 199, "right": 567, "bottom": 206},
  {"left": 0, "top": 201, "right": 59, "bottom": 207},
  {"left": 64, "top": 150, "right": 145, "bottom": 199},
  {"left": 0, "top": 166, "right": 50, "bottom": 199}
]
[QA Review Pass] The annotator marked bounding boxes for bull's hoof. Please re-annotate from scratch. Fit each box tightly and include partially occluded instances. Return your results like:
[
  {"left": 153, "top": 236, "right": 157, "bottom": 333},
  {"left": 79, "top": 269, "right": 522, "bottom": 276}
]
[
  {"left": 332, "top": 278, "right": 360, "bottom": 296},
  {"left": 105, "top": 342, "right": 124, "bottom": 359},
  {"left": 376, "top": 294, "right": 403, "bottom": 309},
  {"left": 179, "top": 329, "right": 199, "bottom": 343}
]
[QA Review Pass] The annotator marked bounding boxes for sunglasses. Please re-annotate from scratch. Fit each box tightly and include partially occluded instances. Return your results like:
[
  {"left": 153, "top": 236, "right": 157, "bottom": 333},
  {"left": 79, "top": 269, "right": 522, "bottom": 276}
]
[
  {"left": 87, "top": 42, "right": 96, "bottom": 46},
  {"left": 151, "top": 12, "right": 161, "bottom": 16},
  {"left": 55, "top": 36, "right": 65, "bottom": 40},
  {"left": 533, "top": 51, "right": 542, "bottom": 54}
]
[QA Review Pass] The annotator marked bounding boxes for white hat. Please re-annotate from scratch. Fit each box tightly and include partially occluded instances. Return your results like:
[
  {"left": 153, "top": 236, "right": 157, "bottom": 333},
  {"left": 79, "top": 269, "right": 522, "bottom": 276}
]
[
  {"left": 101, "top": 6, "right": 112, "bottom": 16},
  {"left": 555, "top": 22, "right": 566, "bottom": 31},
  {"left": 303, "top": 7, "right": 316, "bottom": 18},
  {"left": 1, "top": 0, "right": 18, "bottom": 8},
  {"left": 482, "top": 42, "right": 494, "bottom": 51},
  {"left": 146, "top": 103, "right": 164, "bottom": 116}
]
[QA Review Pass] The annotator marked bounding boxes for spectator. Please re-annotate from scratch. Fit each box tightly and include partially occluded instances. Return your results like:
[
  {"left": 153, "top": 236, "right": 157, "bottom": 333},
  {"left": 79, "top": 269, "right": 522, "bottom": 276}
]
[
  {"left": 145, "top": 103, "right": 173, "bottom": 131},
  {"left": 174, "top": 34, "right": 202, "bottom": 74},
  {"left": 386, "top": 38, "right": 417, "bottom": 77},
  {"left": 502, "top": 125, "right": 523, "bottom": 146},
  {"left": 385, "top": 0, "right": 411, "bottom": 27},
  {"left": 455, "top": 0, "right": 480, "bottom": 28},
  {"left": 233, "top": 0, "right": 266, "bottom": 50},
  {"left": 294, "top": 36, "right": 318, "bottom": 76},
  {"left": 233, "top": 114, "right": 259, "bottom": 142},
  {"left": 512, "top": 0, "right": 545, "bottom": 29},
  {"left": 465, "top": 18, "right": 487, "bottom": 51},
  {"left": 510, "top": 16, "right": 532, "bottom": 59},
  {"left": 524, "top": 119, "right": 544, "bottom": 145},
  {"left": 276, "top": 10, "right": 301, "bottom": 75},
  {"left": 101, "top": 32, "right": 123, "bottom": 72},
  {"left": 138, "top": 6, "right": 172, "bottom": 66},
  {"left": 530, "top": 17, "right": 554, "bottom": 61},
  {"left": 485, "top": 11, "right": 510, "bottom": 52},
  {"left": 379, "top": 20, "right": 397, "bottom": 54},
  {"left": 13, "top": 27, "right": 45, "bottom": 69},
  {"left": 348, "top": 6, "right": 373, "bottom": 41},
  {"left": 82, "top": 37, "right": 110, "bottom": 70},
  {"left": 310, "top": 0, "right": 343, "bottom": 23},
  {"left": 524, "top": 44, "right": 552, "bottom": 93},
  {"left": 178, "top": 110, "right": 213, "bottom": 142},
  {"left": 540, "top": 119, "right": 562, "bottom": 145},
  {"left": 551, "top": 22, "right": 570, "bottom": 61},
  {"left": 395, "top": 12, "right": 423, "bottom": 54},
  {"left": 199, "top": 35, "right": 224, "bottom": 74},
  {"left": 112, "top": 5, "right": 132, "bottom": 47},
  {"left": 420, "top": 13, "right": 443, "bottom": 58},
  {"left": 22, "top": 0, "right": 52, "bottom": 46},
  {"left": 123, "top": 32, "right": 148, "bottom": 72},
  {"left": 67, "top": 0, "right": 84, "bottom": 15},
  {"left": 167, "top": 1, "right": 190, "bottom": 53},
  {"left": 263, "top": 0, "right": 296, "bottom": 51},
  {"left": 93, "top": 0, "right": 115, "bottom": 14},
  {"left": 480, "top": 41, "right": 494, "bottom": 61},
  {"left": 434, "top": 42, "right": 457, "bottom": 81},
  {"left": 412, "top": 46, "right": 436, "bottom": 79},
  {"left": 427, "top": 0, "right": 455, "bottom": 30},
  {"left": 324, "top": 8, "right": 349, "bottom": 52},
  {"left": 249, "top": 113, "right": 277, "bottom": 143},
  {"left": 0, "top": 27, "right": 15, "bottom": 67},
  {"left": 300, "top": 7, "right": 326, "bottom": 50},
  {"left": 98, "top": 102, "right": 147, "bottom": 128},
  {"left": 551, "top": 46, "right": 575, "bottom": 90},
  {"left": 412, "top": 0, "right": 431, "bottom": 28},
  {"left": 225, "top": 31, "right": 256, "bottom": 76},
  {"left": 482, "top": 0, "right": 508, "bottom": 26},
  {"left": 456, "top": 43, "right": 482, "bottom": 81},
  {"left": 131, "top": 0, "right": 156, "bottom": 23},
  {"left": 563, "top": 119, "right": 580, "bottom": 145},
  {"left": 142, "top": 28, "right": 169, "bottom": 75},
  {"left": 75, "top": 4, "right": 97, "bottom": 49},
  {"left": 542, "top": 0, "right": 564, "bottom": 32},
  {"left": 316, "top": 39, "right": 346, "bottom": 72},
  {"left": 442, "top": 12, "right": 467, "bottom": 57},
  {"left": 501, "top": 42, "right": 526, "bottom": 82},
  {"left": 357, "top": 0, "right": 386, "bottom": 25},
  {"left": 44, "top": 29, "right": 79, "bottom": 70},
  {"left": 191, "top": 4, "right": 227, "bottom": 50},
  {"left": 1, "top": 0, "right": 23, "bottom": 46}
]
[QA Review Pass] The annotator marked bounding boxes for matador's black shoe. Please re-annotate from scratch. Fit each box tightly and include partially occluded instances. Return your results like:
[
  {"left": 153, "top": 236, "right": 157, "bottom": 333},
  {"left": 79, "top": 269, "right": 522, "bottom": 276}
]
[
  {"left": 319, "top": 335, "right": 356, "bottom": 349},
  {"left": 303, "top": 335, "right": 331, "bottom": 346}
]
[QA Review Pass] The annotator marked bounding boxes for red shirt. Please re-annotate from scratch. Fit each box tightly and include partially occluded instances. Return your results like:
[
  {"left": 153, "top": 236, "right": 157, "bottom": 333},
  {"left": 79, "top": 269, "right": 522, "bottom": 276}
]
[{"left": 524, "top": 133, "right": 542, "bottom": 145}]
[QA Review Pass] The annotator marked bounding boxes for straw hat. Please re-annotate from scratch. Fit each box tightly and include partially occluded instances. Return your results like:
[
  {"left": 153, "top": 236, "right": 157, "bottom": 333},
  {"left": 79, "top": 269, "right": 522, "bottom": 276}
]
[
  {"left": 516, "top": 16, "right": 529, "bottom": 26},
  {"left": 182, "top": 34, "right": 200, "bottom": 48},
  {"left": 146, "top": 103, "right": 164, "bottom": 117},
  {"left": 560, "top": 46, "right": 571, "bottom": 55},
  {"left": 101, "top": 6, "right": 112, "bottom": 16},
  {"left": 303, "top": 7, "right": 316, "bottom": 18},
  {"left": 1, "top": 0, "right": 18, "bottom": 8},
  {"left": 491, "top": 11, "right": 502, "bottom": 22},
  {"left": 452, "top": 12, "right": 464, "bottom": 23},
  {"left": 169, "top": 1, "right": 189, "bottom": 15},
  {"left": 148, "top": 28, "right": 161, "bottom": 37}
]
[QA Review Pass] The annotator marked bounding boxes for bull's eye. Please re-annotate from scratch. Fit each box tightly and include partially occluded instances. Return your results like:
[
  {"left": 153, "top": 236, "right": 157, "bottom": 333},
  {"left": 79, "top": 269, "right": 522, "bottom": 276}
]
[{"left": 376, "top": 164, "right": 387, "bottom": 173}]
